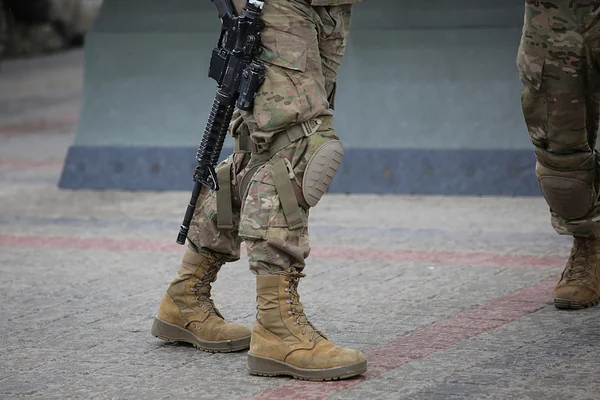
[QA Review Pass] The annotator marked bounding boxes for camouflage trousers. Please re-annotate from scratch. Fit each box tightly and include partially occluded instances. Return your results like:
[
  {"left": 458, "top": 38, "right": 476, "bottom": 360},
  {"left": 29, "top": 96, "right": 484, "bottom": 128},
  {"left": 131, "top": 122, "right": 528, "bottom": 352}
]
[
  {"left": 518, "top": 1, "right": 600, "bottom": 237},
  {"left": 187, "top": 0, "right": 352, "bottom": 274}
]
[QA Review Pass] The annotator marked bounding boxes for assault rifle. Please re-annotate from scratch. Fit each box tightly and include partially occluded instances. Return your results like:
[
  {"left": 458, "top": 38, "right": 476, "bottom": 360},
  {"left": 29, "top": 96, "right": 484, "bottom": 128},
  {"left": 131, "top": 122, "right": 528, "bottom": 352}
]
[{"left": 176, "top": 0, "right": 266, "bottom": 245}]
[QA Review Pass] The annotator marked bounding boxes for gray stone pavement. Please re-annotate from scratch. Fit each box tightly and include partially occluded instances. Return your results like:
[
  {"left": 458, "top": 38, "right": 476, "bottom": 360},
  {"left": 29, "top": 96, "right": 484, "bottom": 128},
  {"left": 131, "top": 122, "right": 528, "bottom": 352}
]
[{"left": 1, "top": 50, "right": 600, "bottom": 400}]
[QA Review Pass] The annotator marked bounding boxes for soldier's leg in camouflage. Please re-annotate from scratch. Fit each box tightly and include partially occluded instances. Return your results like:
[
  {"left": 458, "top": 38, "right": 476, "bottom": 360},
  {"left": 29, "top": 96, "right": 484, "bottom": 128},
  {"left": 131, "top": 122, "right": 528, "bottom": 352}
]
[
  {"left": 518, "top": 2, "right": 600, "bottom": 309},
  {"left": 238, "top": 0, "right": 366, "bottom": 380},
  {"left": 151, "top": 114, "right": 254, "bottom": 352}
]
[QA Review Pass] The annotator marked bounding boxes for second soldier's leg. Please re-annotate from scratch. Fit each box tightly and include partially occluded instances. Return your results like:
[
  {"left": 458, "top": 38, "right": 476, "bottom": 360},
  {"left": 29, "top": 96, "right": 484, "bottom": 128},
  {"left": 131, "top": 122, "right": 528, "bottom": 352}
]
[{"left": 518, "top": 2, "right": 600, "bottom": 309}]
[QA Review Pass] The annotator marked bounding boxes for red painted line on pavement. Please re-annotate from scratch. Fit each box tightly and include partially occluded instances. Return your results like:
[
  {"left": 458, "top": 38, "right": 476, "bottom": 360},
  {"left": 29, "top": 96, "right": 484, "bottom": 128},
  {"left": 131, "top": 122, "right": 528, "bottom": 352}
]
[
  {"left": 0, "top": 235, "right": 565, "bottom": 269},
  {"left": 0, "top": 160, "right": 64, "bottom": 168},
  {"left": 0, "top": 115, "right": 78, "bottom": 137},
  {"left": 0, "top": 235, "right": 181, "bottom": 253},
  {"left": 310, "top": 247, "right": 564, "bottom": 268},
  {"left": 246, "top": 278, "right": 556, "bottom": 400}
]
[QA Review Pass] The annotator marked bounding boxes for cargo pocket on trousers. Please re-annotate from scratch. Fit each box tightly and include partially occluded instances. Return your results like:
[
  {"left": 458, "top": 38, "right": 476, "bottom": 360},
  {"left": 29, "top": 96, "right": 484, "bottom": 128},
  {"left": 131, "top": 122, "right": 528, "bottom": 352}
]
[
  {"left": 260, "top": 30, "right": 309, "bottom": 72},
  {"left": 239, "top": 161, "right": 308, "bottom": 241},
  {"left": 254, "top": 30, "right": 311, "bottom": 131},
  {"left": 516, "top": 46, "right": 548, "bottom": 143},
  {"left": 262, "top": 158, "right": 309, "bottom": 256}
]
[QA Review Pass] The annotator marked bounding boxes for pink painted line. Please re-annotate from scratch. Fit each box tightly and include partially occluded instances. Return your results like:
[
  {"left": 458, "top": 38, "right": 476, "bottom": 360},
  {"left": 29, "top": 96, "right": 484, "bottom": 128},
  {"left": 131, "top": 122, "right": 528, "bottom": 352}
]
[
  {"left": 0, "top": 115, "right": 78, "bottom": 137},
  {"left": 0, "top": 235, "right": 566, "bottom": 269},
  {"left": 0, "top": 160, "right": 64, "bottom": 168},
  {"left": 247, "top": 278, "right": 556, "bottom": 400},
  {"left": 0, "top": 235, "right": 182, "bottom": 253},
  {"left": 309, "top": 247, "right": 564, "bottom": 268}
]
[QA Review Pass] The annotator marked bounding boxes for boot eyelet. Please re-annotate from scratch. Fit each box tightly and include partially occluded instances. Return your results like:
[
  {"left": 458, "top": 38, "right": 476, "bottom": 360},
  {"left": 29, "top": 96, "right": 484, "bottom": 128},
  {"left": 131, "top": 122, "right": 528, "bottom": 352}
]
[
  {"left": 293, "top": 322, "right": 297, "bottom": 326},
  {"left": 288, "top": 311, "right": 292, "bottom": 315},
  {"left": 286, "top": 300, "right": 291, "bottom": 304}
]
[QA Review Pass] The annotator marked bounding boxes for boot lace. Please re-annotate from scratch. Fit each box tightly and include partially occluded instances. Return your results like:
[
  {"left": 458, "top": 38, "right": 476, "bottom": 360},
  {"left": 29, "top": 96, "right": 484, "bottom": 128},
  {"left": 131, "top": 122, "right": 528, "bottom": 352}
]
[
  {"left": 277, "top": 270, "right": 326, "bottom": 342},
  {"left": 189, "top": 266, "right": 221, "bottom": 316},
  {"left": 562, "top": 238, "right": 597, "bottom": 283}
]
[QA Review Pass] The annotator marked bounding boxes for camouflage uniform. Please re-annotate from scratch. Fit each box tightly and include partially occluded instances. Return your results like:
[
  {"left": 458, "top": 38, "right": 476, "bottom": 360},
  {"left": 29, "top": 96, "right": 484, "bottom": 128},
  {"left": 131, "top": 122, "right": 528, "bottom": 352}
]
[
  {"left": 190, "top": 0, "right": 358, "bottom": 275},
  {"left": 518, "top": 1, "right": 600, "bottom": 310},
  {"left": 153, "top": 0, "right": 368, "bottom": 380},
  {"left": 518, "top": 0, "right": 600, "bottom": 237}
]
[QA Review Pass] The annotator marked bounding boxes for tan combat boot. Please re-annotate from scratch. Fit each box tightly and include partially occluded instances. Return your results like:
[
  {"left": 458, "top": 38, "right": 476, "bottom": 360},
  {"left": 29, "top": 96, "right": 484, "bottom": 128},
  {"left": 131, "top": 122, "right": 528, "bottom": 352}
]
[
  {"left": 151, "top": 248, "right": 251, "bottom": 352},
  {"left": 247, "top": 269, "right": 367, "bottom": 380},
  {"left": 554, "top": 236, "right": 600, "bottom": 309}
]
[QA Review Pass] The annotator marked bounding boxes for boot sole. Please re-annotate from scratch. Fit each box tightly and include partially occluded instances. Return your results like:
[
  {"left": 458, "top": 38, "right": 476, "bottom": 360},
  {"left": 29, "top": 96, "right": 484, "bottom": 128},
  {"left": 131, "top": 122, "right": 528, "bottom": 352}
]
[
  {"left": 151, "top": 318, "right": 250, "bottom": 353},
  {"left": 554, "top": 296, "right": 600, "bottom": 310},
  {"left": 247, "top": 353, "right": 367, "bottom": 381}
]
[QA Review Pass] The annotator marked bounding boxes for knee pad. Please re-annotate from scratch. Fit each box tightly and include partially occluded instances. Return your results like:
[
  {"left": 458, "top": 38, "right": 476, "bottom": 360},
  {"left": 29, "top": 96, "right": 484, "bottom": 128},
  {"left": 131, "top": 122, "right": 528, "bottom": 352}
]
[
  {"left": 301, "top": 139, "right": 343, "bottom": 207},
  {"left": 240, "top": 131, "right": 344, "bottom": 210},
  {"left": 239, "top": 129, "right": 343, "bottom": 234},
  {"left": 537, "top": 160, "right": 596, "bottom": 220}
]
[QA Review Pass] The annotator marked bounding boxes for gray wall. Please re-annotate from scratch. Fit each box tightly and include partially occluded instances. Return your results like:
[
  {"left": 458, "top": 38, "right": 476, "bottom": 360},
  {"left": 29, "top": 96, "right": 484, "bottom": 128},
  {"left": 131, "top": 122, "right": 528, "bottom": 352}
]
[
  {"left": 75, "top": 0, "right": 527, "bottom": 149},
  {"left": 60, "top": 0, "right": 538, "bottom": 195}
]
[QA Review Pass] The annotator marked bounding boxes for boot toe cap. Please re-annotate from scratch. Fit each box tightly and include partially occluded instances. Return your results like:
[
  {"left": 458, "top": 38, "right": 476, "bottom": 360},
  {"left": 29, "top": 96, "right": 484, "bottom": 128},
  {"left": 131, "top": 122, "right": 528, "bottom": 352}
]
[
  {"left": 312, "top": 345, "right": 366, "bottom": 369},
  {"left": 330, "top": 348, "right": 366, "bottom": 367},
  {"left": 554, "top": 283, "right": 600, "bottom": 306},
  {"left": 217, "top": 323, "right": 252, "bottom": 341}
]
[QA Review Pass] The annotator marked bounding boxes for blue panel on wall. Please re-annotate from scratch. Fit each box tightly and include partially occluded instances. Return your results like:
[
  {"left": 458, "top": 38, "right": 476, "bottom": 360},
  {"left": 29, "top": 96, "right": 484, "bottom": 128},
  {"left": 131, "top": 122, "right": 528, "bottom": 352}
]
[{"left": 59, "top": 146, "right": 539, "bottom": 196}]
